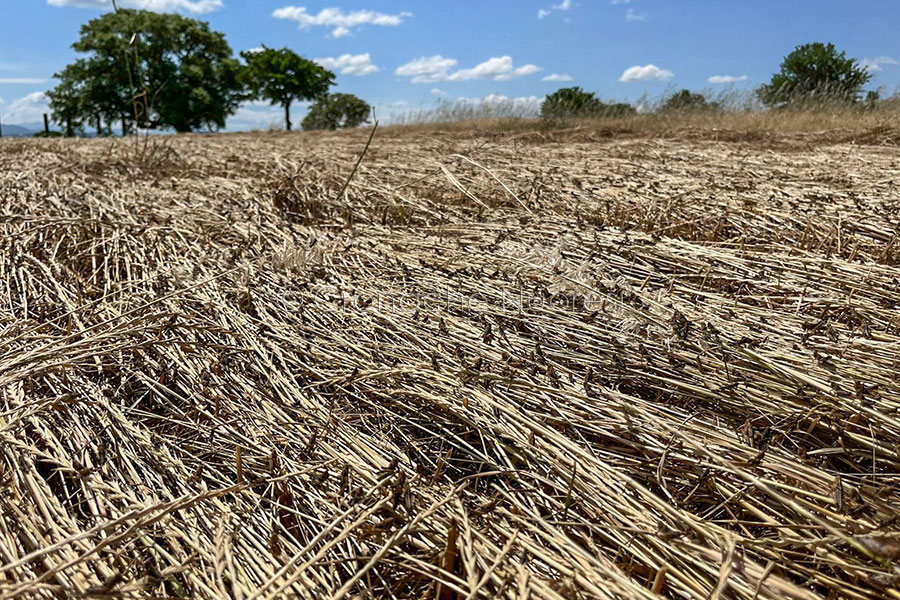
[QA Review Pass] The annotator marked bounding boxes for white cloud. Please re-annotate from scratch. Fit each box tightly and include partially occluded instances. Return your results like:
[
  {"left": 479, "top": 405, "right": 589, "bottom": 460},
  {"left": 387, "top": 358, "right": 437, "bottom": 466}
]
[
  {"left": 1, "top": 92, "right": 50, "bottom": 124},
  {"left": 430, "top": 88, "right": 449, "bottom": 98},
  {"left": 538, "top": 0, "right": 571, "bottom": 19},
  {"left": 624, "top": 8, "right": 645, "bottom": 21},
  {"left": 395, "top": 55, "right": 541, "bottom": 83},
  {"left": 610, "top": 0, "right": 633, "bottom": 4},
  {"left": 272, "top": 6, "right": 412, "bottom": 38},
  {"left": 47, "top": 0, "right": 222, "bottom": 13},
  {"left": 707, "top": 74, "right": 748, "bottom": 84},
  {"left": 861, "top": 56, "right": 899, "bottom": 73},
  {"left": 493, "top": 61, "right": 541, "bottom": 81},
  {"left": 395, "top": 55, "right": 458, "bottom": 83},
  {"left": 542, "top": 73, "right": 573, "bottom": 82},
  {"left": 0, "top": 78, "right": 45, "bottom": 84},
  {"left": 314, "top": 53, "right": 379, "bottom": 76},
  {"left": 619, "top": 64, "right": 673, "bottom": 82}
]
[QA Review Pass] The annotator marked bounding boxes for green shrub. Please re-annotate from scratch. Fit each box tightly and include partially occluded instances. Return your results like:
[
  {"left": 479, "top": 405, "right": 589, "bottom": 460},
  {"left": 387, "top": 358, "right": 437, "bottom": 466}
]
[
  {"left": 541, "top": 87, "right": 635, "bottom": 120},
  {"left": 661, "top": 90, "right": 717, "bottom": 112}
]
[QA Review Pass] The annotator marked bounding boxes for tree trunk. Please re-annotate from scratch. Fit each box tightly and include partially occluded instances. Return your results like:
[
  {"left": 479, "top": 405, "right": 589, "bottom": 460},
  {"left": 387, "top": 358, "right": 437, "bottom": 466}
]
[{"left": 285, "top": 101, "right": 292, "bottom": 132}]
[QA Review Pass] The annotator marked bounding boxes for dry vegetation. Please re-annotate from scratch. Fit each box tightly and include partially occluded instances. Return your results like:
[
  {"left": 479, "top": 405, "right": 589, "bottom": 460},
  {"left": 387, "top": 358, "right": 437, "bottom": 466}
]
[{"left": 1, "top": 120, "right": 900, "bottom": 599}]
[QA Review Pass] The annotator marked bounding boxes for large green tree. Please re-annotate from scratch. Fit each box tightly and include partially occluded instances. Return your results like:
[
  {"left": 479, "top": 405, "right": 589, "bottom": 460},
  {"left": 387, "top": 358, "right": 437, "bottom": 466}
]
[
  {"left": 48, "top": 9, "right": 242, "bottom": 134},
  {"left": 302, "top": 93, "right": 370, "bottom": 131},
  {"left": 240, "top": 47, "right": 335, "bottom": 131},
  {"left": 757, "top": 42, "right": 872, "bottom": 107}
]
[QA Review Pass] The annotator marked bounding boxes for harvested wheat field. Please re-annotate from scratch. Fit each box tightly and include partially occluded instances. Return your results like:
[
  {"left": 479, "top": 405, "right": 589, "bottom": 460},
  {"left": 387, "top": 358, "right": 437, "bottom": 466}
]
[{"left": 1, "top": 125, "right": 900, "bottom": 599}]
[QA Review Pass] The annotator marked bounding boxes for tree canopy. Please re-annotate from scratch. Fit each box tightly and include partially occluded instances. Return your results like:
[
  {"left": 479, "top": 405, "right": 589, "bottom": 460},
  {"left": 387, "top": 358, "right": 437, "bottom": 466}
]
[
  {"left": 240, "top": 47, "right": 335, "bottom": 131},
  {"left": 757, "top": 42, "right": 872, "bottom": 107},
  {"left": 48, "top": 9, "right": 242, "bottom": 134},
  {"left": 541, "top": 87, "right": 635, "bottom": 119},
  {"left": 302, "top": 93, "right": 371, "bottom": 131}
]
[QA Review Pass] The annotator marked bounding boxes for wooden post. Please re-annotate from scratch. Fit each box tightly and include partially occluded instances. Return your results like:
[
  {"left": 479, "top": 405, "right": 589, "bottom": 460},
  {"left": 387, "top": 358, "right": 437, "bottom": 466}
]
[{"left": 43, "top": 113, "right": 50, "bottom": 134}]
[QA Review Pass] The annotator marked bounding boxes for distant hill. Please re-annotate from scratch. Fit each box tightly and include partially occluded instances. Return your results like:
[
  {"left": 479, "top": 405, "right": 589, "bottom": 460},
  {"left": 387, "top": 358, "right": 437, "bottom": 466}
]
[
  {"left": 1, "top": 122, "right": 65, "bottom": 137},
  {"left": 1, "top": 123, "right": 38, "bottom": 137}
]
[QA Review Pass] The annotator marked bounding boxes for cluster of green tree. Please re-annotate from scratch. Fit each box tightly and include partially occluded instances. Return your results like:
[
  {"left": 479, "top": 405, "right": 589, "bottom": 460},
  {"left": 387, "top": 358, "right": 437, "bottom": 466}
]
[
  {"left": 541, "top": 42, "right": 875, "bottom": 120},
  {"left": 47, "top": 9, "right": 371, "bottom": 136}
]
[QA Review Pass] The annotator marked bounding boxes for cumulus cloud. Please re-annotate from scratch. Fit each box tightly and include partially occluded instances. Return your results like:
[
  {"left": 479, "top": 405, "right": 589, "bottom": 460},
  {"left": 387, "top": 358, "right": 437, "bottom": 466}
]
[
  {"left": 861, "top": 56, "right": 899, "bottom": 73},
  {"left": 47, "top": 0, "right": 222, "bottom": 13},
  {"left": 430, "top": 88, "right": 449, "bottom": 98},
  {"left": 272, "top": 6, "right": 412, "bottom": 38},
  {"left": 707, "top": 74, "right": 748, "bottom": 84},
  {"left": 0, "top": 78, "right": 45, "bottom": 84},
  {"left": 542, "top": 73, "right": 573, "bottom": 82},
  {"left": 314, "top": 53, "right": 379, "bottom": 76},
  {"left": 395, "top": 55, "right": 540, "bottom": 83},
  {"left": 619, "top": 64, "right": 673, "bottom": 82},
  {"left": 538, "top": 0, "right": 571, "bottom": 19},
  {"left": 0, "top": 92, "right": 50, "bottom": 124},
  {"left": 395, "top": 56, "right": 458, "bottom": 83},
  {"left": 624, "top": 8, "right": 645, "bottom": 21}
]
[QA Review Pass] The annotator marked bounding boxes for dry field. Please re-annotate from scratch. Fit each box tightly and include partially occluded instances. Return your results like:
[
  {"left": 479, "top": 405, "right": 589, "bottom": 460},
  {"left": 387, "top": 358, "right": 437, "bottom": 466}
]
[{"left": 1, "top": 124, "right": 900, "bottom": 599}]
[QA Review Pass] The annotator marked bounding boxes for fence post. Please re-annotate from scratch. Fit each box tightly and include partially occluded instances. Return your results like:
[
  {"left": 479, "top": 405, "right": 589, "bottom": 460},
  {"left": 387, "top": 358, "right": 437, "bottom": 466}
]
[{"left": 43, "top": 113, "right": 50, "bottom": 134}]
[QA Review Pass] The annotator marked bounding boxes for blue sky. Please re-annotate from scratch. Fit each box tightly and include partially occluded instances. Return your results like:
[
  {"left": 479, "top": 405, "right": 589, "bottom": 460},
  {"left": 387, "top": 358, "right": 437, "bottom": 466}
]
[{"left": 1, "top": 0, "right": 899, "bottom": 129}]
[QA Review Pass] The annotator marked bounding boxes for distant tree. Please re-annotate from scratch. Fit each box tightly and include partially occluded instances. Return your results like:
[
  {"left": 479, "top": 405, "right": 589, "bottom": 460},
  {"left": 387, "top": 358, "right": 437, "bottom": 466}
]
[
  {"left": 757, "top": 42, "right": 872, "bottom": 107},
  {"left": 302, "top": 93, "right": 371, "bottom": 130},
  {"left": 240, "top": 47, "right": 335, "bottom": 131},
  {"left": 48, "top": 9, "right": 242, "bottom": 134},
  {"left": 541, "top": 87, "right": 635, "bottom": 119},
  {"left": 541, "top": 87, "right": 603, "bottom": 118},
  {"left": 661, "top": 89, "right": 714, "bottom": 112},
  {"left": 863, "top": 89, "right": 881, "bottom": 109}
]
